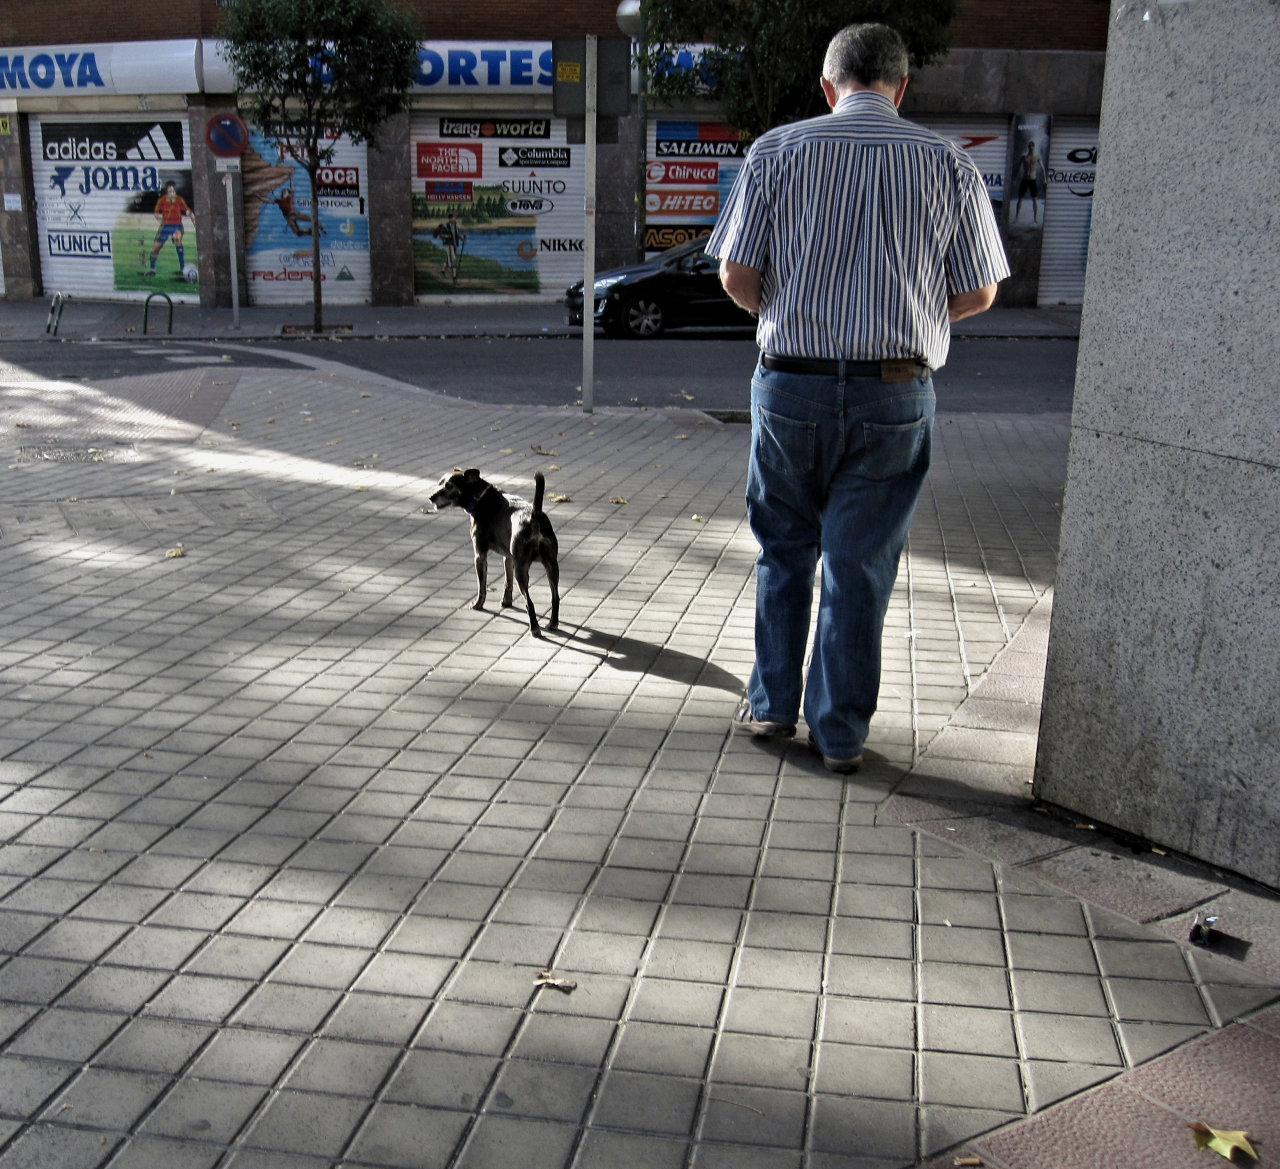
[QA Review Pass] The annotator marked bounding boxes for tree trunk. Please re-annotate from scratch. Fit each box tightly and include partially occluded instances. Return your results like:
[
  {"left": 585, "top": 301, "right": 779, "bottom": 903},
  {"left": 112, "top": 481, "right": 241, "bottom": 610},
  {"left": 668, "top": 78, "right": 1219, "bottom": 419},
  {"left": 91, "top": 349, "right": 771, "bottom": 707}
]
[{"left": 308, "top": 161, "right": 323, "bottom": 333}]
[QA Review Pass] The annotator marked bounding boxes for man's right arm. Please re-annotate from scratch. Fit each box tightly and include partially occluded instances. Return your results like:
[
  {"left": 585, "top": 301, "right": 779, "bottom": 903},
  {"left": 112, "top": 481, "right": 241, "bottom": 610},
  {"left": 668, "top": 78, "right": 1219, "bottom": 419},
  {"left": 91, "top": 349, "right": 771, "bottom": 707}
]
[{"left": 720, "top": 259, "right": 762, "bottom": 315}]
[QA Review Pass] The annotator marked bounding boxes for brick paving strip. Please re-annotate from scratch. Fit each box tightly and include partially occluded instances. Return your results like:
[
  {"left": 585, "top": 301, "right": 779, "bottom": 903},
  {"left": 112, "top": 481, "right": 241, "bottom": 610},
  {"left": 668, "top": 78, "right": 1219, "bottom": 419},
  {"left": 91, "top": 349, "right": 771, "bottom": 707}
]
[{"left": 0, "top": 351, "right": 1275, "bottom": 1168}]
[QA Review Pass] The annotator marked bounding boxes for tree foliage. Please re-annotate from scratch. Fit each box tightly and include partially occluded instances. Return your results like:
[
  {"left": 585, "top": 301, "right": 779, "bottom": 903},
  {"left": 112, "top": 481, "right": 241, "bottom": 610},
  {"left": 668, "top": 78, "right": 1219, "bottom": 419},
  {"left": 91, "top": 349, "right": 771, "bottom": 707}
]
[
  {"left": 220, "top": 0, "right": 420, "bottom": 330},
  {"left": 637, "top": 0, "right": 957, "bottom": 141}
]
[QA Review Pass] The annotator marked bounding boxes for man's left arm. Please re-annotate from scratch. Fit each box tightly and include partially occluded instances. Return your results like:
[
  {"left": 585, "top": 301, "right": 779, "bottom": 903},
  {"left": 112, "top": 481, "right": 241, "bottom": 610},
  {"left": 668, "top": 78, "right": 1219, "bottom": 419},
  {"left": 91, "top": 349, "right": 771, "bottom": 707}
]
[
  {"left": 948, "top": 284, "right": 998, "bottom": 322},
  {"left": 945, "top": 165, "right": 1011, "bottom": 321}
]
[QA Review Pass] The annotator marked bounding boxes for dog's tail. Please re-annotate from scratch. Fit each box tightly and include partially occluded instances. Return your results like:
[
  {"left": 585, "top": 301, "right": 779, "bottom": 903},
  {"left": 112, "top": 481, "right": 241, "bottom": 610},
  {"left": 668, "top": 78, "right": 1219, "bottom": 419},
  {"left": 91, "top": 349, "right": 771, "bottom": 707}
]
[{"left": 533, "top": 471, "right": 546, "bottom": 515}]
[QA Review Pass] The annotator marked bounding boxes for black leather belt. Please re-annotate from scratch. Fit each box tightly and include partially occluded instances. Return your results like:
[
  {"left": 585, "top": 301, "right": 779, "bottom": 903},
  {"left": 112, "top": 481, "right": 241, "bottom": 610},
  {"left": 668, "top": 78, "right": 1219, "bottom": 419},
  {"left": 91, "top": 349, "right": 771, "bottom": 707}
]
[{"left": 761, "top": 353, "right": 928, "bottom": 382}]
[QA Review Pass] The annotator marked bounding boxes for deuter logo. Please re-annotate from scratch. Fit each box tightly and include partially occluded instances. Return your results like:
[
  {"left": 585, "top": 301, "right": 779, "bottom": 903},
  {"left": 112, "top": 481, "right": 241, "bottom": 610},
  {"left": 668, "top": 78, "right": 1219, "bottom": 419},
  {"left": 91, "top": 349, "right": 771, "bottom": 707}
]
[
  {"left": 440, "top": 118, "right": 551, "bottom": 139},
  {"left": 41, "top": 121, "right": 184, "bottom": 163}
]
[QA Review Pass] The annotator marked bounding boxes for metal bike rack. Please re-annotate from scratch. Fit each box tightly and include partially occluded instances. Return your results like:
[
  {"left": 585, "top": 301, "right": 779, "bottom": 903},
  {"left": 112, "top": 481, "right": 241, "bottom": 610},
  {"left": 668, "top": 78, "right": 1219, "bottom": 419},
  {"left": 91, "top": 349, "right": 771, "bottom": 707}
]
[
  {"left": 45, "top": 292, "right": 68, "bottom": 336},
  {"left": 143, "top": 291, "right": 174, "bottom": 336}
]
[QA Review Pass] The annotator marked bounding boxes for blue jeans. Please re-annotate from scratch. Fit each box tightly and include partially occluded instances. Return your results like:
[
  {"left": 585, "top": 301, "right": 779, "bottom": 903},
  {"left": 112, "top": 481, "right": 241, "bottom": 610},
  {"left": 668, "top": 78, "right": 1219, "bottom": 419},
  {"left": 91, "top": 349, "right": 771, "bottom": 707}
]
[{"left": 745, "top": 360, "right": 935, "bottom": 760}]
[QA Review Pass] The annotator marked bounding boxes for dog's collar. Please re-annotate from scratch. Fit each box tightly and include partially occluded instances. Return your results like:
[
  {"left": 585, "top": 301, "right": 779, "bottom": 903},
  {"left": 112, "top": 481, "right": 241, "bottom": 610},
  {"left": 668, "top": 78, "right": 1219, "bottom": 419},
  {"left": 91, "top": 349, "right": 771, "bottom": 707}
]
[{"left": 464, "top": 483, "right": 497, "bottom": 513}]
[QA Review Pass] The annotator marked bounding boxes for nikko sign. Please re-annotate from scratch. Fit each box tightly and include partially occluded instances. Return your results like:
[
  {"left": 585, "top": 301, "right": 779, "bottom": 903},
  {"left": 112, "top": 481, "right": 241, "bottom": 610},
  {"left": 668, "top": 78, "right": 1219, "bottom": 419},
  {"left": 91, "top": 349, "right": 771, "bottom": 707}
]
[{"left": 0, "top": 41, "right": 199, "bottom": 95}]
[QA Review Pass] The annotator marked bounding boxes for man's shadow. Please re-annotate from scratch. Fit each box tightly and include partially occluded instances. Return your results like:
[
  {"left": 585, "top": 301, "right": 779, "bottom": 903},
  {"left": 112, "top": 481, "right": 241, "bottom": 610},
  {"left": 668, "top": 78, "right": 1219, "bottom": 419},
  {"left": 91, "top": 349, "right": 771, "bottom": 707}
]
[{"left": 553, "top": 624, "right": 743, "bottom": 693}]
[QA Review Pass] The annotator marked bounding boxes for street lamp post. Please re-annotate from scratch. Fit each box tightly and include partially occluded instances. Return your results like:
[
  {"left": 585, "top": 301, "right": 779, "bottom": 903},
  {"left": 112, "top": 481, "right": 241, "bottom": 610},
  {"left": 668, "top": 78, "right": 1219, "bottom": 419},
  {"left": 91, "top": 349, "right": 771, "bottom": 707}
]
[{"left": 616, "top": 0, "right": 647, "bottom": 261}]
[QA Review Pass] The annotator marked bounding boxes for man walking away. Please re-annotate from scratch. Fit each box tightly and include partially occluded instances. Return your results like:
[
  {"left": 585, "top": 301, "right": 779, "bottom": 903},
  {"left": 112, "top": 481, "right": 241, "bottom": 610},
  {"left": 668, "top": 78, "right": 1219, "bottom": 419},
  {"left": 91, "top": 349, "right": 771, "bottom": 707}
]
[{"left": 707, "top": 22, "right": 1010, "bottom": 773}]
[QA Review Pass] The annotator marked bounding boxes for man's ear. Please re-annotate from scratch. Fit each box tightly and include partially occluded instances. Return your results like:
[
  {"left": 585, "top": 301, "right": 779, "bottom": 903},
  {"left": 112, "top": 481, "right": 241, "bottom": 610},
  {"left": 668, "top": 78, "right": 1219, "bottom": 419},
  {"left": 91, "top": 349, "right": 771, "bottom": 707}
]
[
  {"left": 892, "top": 76, "right": 909, "bottom": 107},
  {"left": 821, "top": 76, "right": 838, "bottom": 110}
]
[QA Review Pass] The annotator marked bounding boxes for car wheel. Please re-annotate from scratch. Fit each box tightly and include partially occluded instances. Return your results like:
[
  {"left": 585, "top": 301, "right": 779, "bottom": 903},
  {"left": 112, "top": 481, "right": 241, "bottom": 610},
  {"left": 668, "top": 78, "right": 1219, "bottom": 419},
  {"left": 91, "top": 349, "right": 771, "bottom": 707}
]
[{"left": 619, "top": 294, "right": 665, "bottom": 339}]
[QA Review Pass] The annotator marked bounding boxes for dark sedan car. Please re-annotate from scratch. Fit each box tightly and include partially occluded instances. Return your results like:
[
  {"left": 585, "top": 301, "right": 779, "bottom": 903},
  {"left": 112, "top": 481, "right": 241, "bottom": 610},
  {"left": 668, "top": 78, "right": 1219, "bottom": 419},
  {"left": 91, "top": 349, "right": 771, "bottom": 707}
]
[{"left": 565, "top": 237, "right": 755, "bottom": 339}]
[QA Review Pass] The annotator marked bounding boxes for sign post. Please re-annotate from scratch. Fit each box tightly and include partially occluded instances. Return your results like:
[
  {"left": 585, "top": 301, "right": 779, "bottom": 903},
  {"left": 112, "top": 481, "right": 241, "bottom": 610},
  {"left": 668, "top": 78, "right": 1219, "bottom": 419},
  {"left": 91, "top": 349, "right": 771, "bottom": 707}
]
[
  {"left": 205, "top": 113, "right": 250, "bottom": 329},
  {"left": 553, "top": 37, "right": 631, "bottom": 414}
]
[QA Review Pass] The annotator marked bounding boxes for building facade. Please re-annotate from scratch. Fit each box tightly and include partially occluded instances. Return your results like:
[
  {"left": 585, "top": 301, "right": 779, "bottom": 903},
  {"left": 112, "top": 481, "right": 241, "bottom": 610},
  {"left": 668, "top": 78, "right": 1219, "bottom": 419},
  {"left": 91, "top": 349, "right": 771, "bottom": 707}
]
[{"left": 0, "top": 1, "right": 1107, "bottom": 307}]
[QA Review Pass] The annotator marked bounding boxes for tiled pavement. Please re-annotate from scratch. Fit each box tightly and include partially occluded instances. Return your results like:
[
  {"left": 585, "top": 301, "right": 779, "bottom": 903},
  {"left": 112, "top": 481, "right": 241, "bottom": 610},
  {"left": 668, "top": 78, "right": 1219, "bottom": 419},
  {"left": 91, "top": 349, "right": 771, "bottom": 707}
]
[{"left": 0, "top": 317, "right": 1277, "bottom": 1168}]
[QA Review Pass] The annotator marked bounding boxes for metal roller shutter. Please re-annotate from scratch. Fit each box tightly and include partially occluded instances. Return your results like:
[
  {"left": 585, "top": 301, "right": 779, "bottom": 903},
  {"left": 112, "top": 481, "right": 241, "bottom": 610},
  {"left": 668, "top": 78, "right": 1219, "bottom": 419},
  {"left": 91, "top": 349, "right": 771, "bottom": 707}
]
[
  {"left": 1037, "top": 117, "right": 1098, "bottom": 305},
  {"left": 241, "top": 129, "right": 371, "bottom": 305},
  {"left": 30, "top": 115, "right": 199, "bottom": 302},
  {"left": 409, "top": 112, "right": 584, "bottom": 297}
]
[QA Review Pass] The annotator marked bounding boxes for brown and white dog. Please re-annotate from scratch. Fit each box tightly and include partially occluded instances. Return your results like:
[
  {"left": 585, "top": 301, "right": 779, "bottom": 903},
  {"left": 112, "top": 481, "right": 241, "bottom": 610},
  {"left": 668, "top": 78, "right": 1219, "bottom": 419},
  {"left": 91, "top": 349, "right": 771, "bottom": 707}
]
[{"left": 428, "top": 468, "right": 560, "bottom": 638}]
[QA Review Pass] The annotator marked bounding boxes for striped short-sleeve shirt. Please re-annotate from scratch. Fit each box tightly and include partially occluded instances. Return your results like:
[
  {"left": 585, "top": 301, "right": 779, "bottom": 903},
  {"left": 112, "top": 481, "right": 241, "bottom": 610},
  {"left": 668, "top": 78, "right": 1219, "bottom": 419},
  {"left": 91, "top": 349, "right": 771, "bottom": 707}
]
[{"left": 706, "top": 91, "right": 1010, "bottom": 371}]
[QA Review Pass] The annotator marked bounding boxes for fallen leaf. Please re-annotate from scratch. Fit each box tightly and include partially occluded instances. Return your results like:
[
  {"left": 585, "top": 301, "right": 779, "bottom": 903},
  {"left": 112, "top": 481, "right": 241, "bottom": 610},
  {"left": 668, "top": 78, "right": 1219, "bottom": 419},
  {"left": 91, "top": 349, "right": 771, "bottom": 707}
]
[
  {"left": 550, "top": 493, "right": 572, "bottom": 503},
  {"left": 610, "top": 496, "right": 628, "bottom": 505},
  {"left": 680, "top": 392, "right": 694, "bottom": 400},
  {"left": 534, "top": 971, "right": 577, "bottom": 994},
  {"left": 165, "top": 545, "right": 186, "bottom": 559},
  {"left": 548, "top": 464, "right": 561, "bottom": 471},
  {"left": 691, "top": 514, "right": 704, "bottom": 522},
  {"left": 953, "top": 1158, "right": 983, "bottom": 1168},
  {"left": 531, "top": 444, "right": 558, "bottom": 456},
  {"left": 1189, "top": 1122, "right": 1257, "bottom": 1162},
  {"left": 500, "top": 448, "right": 515, "bottom": 454}
]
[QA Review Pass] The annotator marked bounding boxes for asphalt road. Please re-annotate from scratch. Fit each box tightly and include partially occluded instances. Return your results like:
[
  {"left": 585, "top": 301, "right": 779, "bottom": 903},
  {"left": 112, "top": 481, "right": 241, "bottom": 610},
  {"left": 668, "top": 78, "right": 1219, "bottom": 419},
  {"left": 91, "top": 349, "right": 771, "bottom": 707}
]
[{"left": 0, "top": 334, "right": 1077, "bottom": 415}]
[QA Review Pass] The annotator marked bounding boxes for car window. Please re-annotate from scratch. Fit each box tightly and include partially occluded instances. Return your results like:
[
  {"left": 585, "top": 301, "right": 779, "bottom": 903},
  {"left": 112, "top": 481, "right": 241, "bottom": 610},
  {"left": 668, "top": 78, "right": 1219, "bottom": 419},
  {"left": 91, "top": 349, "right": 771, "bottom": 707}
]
[{"left": 677, "top": 250, "right": 712, "bottom": 273}]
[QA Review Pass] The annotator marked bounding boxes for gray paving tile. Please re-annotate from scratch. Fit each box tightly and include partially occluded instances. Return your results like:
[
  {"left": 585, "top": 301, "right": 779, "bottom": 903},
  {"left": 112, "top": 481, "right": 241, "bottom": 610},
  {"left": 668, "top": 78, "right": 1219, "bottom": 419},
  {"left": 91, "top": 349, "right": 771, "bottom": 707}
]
[
  {"left": 592, "top": 1070, "right": 702, "bottom": 1135},
  {"left": 140, "top": 1078, "right": 267, "bottom": 1143},
  {"left": 0, "top": 1123, "right": 120, "bottom": 1169},
  {"left": 96, "top": 1018, "right": 214, "bottom": 1074},
  {"left": 0, "top": 1054, "right": 79, "bottom": 1117},
  {"left": 345, "top": 1099, "right": 473, "bottom": 1167},
  {"left": 189, "top": 1028, "right": 305, "bottom": 1085},
  {"left": 920, "top": 1050, "right": 1025, "bottom": 1112},
  {"left": 242, "top": 1089, "right": 369, "bottom": 1157},
  {"left": 107, "top": 1134, "right": 224, "bottom": 1168},
  {"left": 6, "top": 1007, "right": 126, "bottom": 1062},
  {"left": 321, "top": 992, "right": 428, "bottom": 1045},
  {"left": 453, "top": 1115, "right": 577, "bottom": 1169},
  {"left": 1104, "top": 977, "right": 1212, "bottom": 1026},
  {"left": 573, "top": 1130, "right": 687, "bottom": 1169},
  {"left": 808, "top": 1095, "right": 915, "bottom": 1161},
  {"left": 41, "top": 1066, "right": 169, "bottom": 1130}
]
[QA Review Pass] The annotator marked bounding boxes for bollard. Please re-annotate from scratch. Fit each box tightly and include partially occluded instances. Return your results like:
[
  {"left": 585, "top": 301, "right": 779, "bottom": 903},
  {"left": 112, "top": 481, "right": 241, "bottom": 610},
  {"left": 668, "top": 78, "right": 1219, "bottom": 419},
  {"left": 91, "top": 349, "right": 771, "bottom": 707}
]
[
  {"left": 143, "top": 291, "right": 174, "bottom": 336},
  {"left": 45, "top": 292, "right": 68, "bottom": 336}
]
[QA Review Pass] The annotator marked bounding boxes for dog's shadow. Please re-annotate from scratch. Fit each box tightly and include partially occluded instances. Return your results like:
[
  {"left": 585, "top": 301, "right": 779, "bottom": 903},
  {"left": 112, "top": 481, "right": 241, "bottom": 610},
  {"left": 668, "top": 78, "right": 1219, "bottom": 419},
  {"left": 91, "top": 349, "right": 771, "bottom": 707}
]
[{"left": 555, "top": 625, "right": 743, "bottom": 694}]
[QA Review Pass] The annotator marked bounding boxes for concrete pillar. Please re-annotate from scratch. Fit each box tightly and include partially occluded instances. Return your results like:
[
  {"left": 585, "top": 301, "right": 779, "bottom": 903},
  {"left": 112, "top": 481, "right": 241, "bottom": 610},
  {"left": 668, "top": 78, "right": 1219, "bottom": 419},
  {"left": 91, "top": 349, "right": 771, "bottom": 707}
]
[
  {"left": 1034, "top": 0, "right": 1280, "bottom": 887},
  {"left": 0, "top": 114, "right": 41, "bottom": 299}
]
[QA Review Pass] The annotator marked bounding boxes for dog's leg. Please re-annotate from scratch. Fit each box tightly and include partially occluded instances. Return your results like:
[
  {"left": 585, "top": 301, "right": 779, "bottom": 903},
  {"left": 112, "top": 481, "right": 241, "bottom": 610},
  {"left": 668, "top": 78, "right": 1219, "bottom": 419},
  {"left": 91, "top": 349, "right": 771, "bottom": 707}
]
[
  {"left": 501, "top": 554, "right": 515, "bottom": 608},
  {"left": 544, "top": 559, "right": 560, "bottom": 630},
  {"left": 515, "top": 563, "right": 542, "bottom": 638},
  {"left": 473, "top": 551, "right": 487, "bottom": 611}
]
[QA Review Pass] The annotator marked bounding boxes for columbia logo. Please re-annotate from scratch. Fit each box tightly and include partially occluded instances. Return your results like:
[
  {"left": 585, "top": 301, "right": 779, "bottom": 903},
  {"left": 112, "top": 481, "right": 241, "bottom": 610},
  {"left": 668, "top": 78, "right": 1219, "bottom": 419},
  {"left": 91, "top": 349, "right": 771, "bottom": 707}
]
[{"left": 125, "top": 124, "right": 178, "bottom": 162}]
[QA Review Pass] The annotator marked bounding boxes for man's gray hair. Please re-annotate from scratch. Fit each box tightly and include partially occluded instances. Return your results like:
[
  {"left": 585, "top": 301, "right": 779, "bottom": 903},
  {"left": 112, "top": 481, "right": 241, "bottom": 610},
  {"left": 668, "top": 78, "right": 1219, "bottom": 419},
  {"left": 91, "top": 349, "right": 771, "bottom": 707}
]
[{"left": 823, "top": 23, "right": 909, "bottom": 89}]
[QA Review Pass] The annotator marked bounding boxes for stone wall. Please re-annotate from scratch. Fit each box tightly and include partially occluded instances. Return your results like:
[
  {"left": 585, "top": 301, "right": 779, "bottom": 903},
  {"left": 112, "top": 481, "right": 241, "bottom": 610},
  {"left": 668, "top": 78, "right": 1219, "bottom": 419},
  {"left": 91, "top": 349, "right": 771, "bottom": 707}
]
[{"left": 1034, "top": 0, "right": 1280, "bottom": 888}]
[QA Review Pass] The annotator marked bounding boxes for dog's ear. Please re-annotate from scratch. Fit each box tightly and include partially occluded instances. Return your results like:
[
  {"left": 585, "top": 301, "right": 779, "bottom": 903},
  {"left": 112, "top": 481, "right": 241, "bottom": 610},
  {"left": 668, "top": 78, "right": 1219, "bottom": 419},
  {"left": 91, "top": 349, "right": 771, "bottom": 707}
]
[{"left": 464, "top": 468, "right": 481, "bottom": 480}]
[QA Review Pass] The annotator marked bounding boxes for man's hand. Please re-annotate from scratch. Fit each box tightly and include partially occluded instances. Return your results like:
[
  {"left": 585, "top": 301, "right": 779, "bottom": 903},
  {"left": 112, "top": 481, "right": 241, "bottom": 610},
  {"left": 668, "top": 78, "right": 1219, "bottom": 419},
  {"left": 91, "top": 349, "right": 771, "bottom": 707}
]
[
  {"left": 720, "top": 259, "right": 762, "bottom": 315},
  {"left": 948, "top": 283, "right": 998, "bottom": 322}
]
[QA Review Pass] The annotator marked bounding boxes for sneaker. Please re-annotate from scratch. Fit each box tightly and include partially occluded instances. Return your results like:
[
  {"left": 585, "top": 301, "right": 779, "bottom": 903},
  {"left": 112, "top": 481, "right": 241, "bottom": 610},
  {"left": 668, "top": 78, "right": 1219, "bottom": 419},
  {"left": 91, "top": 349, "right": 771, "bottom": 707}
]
[
  {"left": 808, "top": 733, "right": 862, "bottom": 774},
  {"left": 732, "top": 699, "right": 795, "bottom": 740}
]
